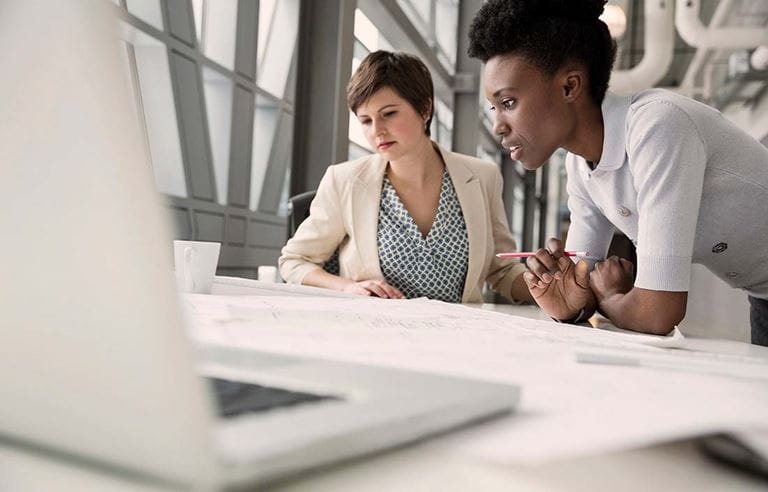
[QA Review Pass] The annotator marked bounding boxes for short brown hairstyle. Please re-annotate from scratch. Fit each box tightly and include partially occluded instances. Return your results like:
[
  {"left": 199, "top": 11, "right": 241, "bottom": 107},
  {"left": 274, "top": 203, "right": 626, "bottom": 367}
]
[{"left": 346, "top": 50, "right": 434, "bottom": 136}]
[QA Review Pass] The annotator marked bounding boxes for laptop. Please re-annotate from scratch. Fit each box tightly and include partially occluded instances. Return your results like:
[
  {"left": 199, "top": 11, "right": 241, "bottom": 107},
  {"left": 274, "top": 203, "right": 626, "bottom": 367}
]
[{"left": 0, "top": 1, "right": 519, "bottom": 489}]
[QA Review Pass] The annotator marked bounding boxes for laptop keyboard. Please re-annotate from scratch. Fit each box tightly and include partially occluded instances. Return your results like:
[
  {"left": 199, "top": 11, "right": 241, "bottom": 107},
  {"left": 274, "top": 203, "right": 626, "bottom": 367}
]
[{"left": 207, "top": 377, "right": 339, "bottom": 418}]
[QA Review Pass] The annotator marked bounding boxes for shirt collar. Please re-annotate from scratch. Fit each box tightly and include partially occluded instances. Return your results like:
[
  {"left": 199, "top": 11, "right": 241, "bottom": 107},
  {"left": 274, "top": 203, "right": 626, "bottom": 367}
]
[{"left": 593, "top": 91, "right": 632, "bottom": 172}]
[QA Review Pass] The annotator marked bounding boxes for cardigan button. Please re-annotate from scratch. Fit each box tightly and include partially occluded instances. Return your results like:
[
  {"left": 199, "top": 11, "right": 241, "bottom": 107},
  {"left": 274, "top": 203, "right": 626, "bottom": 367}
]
[{"left": 712, "top": 242, "right": 728, "bottom": 254}]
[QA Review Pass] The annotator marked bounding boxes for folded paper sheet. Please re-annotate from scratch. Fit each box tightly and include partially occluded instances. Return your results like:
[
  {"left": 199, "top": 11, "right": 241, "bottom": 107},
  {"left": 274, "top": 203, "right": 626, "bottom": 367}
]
[{"left": 184, "top": 294, "right": 768, "bottom": 465}]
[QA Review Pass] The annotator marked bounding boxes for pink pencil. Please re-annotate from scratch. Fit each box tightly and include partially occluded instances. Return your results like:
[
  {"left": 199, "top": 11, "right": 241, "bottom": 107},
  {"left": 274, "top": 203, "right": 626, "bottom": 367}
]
[{"left": 496, "top": 250, "right": 590, "bottom": 259}]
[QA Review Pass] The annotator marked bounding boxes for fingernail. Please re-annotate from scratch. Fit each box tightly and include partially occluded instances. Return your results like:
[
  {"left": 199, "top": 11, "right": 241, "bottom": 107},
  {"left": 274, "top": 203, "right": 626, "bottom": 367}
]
[
  {"left": 542, "top": 273, "right": 552, "bottom": 282},
  {"left": 554, "top": 272, "right": 562, "bottom": 280}
]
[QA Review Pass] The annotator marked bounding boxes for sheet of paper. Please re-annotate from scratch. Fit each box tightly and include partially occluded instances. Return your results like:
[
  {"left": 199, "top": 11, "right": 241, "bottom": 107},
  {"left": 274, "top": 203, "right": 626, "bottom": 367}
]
[{"left": 182, "top": 294, "right": 768, "bottom": 465}]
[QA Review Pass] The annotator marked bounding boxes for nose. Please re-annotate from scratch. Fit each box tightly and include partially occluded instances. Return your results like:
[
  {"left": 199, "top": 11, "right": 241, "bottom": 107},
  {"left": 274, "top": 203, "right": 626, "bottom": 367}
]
[
  {"left": 371, "top": 117, "right": 386, "bottom": 136},
  {"left": 492, "top": 112, "right": 509, "bottom": 137}
]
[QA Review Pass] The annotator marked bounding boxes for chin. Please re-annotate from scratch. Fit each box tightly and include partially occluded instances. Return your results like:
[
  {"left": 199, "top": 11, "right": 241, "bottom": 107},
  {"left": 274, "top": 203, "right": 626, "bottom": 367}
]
[{"left": 520, "top": 159, "right": 544, "bottom": 171}]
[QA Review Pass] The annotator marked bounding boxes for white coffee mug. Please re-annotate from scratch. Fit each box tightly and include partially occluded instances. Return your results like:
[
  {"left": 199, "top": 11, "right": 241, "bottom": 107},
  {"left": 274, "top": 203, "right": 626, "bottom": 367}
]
[
  {"left": 173, "top": 240, "right": 221, "bottom": 294},
  {"left": 258, "top": 265, "right": 278, "bottom": 283}
]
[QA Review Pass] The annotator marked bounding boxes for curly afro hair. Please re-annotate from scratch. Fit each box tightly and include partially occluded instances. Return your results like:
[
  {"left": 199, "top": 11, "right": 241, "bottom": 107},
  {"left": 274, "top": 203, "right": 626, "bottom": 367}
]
[{"left": 468, "top": 0, "right": 617, "bottom": 104}]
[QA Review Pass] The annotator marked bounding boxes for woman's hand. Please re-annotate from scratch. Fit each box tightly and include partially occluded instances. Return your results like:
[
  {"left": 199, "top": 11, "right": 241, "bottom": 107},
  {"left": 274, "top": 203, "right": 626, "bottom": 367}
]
[
  {"left": 341, "top": 279, "right": 405, "bottom": 299},
  {"left": 589, "top": 256, "right": 634, "bottom": 304},
  {"left": 523, "top": 238, "right": 593, "bottom": 320}
]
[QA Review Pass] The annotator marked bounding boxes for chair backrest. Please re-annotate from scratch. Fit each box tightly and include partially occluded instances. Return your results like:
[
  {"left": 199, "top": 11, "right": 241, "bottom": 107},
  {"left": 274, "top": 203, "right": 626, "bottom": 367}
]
[{"left": 288, "top": 190, "right": 317, "bottom": 237}]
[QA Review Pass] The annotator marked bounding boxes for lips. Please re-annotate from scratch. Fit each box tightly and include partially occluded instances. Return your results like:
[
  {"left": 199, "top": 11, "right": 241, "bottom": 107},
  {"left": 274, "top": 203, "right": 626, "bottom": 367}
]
[
  {"left": 504, "top": 142, "right": 522, "bottom": 161},
  {"left": 377, "top": 141, "right": 395, "bottom": 150}
]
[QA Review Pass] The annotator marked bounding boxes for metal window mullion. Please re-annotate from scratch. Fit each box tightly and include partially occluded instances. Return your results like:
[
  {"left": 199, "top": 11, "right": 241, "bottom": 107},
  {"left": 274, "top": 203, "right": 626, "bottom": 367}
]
[
  {"left": 117, "top": 9, "right": 260, "bottom": 91},
  {"left": 123, "top": 43, "right": 155, "bottom": 176}
]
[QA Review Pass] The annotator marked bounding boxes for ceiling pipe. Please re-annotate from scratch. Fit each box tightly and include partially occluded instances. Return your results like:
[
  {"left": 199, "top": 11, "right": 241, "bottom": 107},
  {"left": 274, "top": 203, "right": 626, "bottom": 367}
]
[
  {"left": 678, "top": 0, "right": 735, "bottom": 97},
  {"left": 676, "top": 0, "right": 768, "bottom": 49},
  {"left": 610, "top": 0, "right": 675, "bottom": 94}
]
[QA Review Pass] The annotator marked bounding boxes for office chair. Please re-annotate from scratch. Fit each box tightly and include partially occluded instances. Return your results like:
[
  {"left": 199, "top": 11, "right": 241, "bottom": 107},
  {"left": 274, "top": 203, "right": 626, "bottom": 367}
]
[
  {"left": 287, "top": 190, "right": 339, "bottom": 275},
  {"left": 288, "top": 190, "right": 316, "bottom": 237}
]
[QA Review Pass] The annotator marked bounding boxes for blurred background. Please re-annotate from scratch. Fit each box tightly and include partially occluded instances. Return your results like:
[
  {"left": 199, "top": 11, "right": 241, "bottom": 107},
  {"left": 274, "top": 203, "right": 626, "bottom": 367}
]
[{"left": 108, "top": 0, "right": 767, "bottom": 340}]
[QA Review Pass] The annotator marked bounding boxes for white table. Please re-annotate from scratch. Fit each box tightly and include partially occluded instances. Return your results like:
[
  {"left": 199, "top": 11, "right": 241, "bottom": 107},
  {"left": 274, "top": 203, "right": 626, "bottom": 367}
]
[
  {"left": 3, "top": 277, "right": 767, "bottom": 491},
  {"left": 209, "top": 277, "right": 768, "bottom": 491}
]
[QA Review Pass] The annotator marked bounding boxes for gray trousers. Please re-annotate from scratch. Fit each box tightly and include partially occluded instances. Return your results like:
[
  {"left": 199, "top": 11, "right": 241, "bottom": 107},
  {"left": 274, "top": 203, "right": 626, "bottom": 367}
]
[{"left": 749, "top": 296, "right": 768, "bottom": 347}]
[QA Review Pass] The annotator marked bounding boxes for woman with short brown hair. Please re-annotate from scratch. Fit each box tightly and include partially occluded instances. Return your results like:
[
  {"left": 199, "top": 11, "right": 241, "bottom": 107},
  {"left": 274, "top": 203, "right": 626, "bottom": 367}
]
[{"left": 279, "top": 50, "right": 532, "bottom": 303}]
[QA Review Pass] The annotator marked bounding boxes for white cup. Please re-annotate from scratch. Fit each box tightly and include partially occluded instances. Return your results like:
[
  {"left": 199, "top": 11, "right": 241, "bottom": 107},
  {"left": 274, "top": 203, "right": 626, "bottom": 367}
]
[
  {"left": 173, "top": 240, "right": 221, "bottom": 294},
  {"left": 258, "top": 265, "right": 278, "bottom": 283}
]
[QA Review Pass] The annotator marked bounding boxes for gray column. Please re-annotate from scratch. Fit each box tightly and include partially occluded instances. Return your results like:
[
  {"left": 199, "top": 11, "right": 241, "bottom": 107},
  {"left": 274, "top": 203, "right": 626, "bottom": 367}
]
[
  {"left": 451, "top": 0, "right": 482, "bottom": 155},
  {"left": 291, "top": 0, "right": 357, "bottom": 195},
  {"left": 522, "top": 169, "right": 537, "bottom": 252},
  {"left": 537, "top": 164, "right": 549, "bottom": 249}
]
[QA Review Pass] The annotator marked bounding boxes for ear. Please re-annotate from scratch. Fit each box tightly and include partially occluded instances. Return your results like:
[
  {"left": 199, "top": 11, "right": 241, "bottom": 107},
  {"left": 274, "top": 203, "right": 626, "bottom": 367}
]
[
  {"left": 560, "top": 68, "right": 586, "bottom": 102},
  {"left": 422, "top": 99, "right": 433, "bottom": 122}
]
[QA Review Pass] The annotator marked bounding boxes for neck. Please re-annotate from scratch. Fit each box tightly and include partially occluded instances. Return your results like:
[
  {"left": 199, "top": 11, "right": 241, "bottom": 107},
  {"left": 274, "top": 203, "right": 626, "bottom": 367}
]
[
  {"left": 563, "top": 99, "right": 604, "bottom": 165},
  {"left": 387, "top": 138, "right": 444, "bottom": 186}
]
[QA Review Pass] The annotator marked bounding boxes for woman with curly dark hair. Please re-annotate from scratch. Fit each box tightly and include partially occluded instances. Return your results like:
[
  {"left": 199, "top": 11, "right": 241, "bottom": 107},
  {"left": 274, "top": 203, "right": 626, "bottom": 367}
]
[{"left": 469, "top": 0, "right": 768, "bottom": 345}]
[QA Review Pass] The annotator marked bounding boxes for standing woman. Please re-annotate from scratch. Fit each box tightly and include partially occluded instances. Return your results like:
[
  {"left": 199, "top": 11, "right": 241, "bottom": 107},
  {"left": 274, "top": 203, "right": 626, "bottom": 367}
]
[
  {"left": 468, "top": 0, "right": 768, "bottom": 344},
  {"left": 280, "top": 51, "right": 532, "bottom": 303}
]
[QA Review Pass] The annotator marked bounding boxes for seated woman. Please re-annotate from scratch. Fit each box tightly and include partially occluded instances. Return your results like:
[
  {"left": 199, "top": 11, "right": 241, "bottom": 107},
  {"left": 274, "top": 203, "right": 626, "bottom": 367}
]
[{"left": 279, "top": 50, "right": 532, "bottom": 303}]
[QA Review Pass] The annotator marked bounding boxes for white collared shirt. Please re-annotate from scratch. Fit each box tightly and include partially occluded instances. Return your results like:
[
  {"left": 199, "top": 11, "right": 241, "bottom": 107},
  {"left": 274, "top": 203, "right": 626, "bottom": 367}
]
[{"left": 565, "top": 89, "right": 768, "bottom": 299}]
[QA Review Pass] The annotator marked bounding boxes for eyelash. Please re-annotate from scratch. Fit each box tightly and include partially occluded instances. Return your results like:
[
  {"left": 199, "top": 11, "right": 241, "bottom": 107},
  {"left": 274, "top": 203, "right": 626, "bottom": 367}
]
[
  {"left": 360, "top": 111, "right": 397, "bottom": 125},
  {"left": 489, "top": 98, "right": 516, "bottom": 111}
]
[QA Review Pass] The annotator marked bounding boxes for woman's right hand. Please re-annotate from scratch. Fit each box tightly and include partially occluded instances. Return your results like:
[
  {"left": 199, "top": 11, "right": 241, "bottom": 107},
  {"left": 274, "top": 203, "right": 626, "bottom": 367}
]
[
  {"left": 341, "top": 279, "right": 405, "bottom": 299},
  {"left": 523, "top": 238, "right": 593, "bottom": 320}
]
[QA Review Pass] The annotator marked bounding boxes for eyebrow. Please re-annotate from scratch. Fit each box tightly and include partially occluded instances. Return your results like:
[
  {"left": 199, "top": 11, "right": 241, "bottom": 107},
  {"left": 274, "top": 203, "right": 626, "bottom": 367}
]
[
  {"left": 492, "top": 86, "right": 518, "bottom": 98},
  {"left": 358, "top": 103, "right": 400, "bottom": 117}
]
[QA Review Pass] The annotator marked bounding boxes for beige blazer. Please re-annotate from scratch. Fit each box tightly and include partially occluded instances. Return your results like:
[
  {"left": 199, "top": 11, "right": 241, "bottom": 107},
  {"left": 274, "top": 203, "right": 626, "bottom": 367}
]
[{"left": 279, "top": 144, "right": 527, "bottom": 303}]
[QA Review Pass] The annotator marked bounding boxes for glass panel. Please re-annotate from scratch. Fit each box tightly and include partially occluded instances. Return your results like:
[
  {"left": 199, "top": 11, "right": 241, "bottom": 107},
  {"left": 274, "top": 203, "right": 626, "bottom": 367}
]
[
  {"left": 257, "top": 0, "right": 299, "bottom": 98},
  {"left": 120, "top": 24, "right": 187, "bottom": 198},
  {"left": 277, "top": 164, "right": 291, "bottom": 217},
  {"left": 434, "top": 98, "right": 453, "bottom": 150},
  {"left": 202, "top": 67, "right": 233, "bottom": 205},
  {"left": 476, "top": 145, "right": 500, "bottom": 164},
  {"left": 353, "top": 9, "right": 394, "bottom": 54},
  {"left": 348, "top": 142, "right": 372, "bottom": 160},
  {"left": 270, "top": 112, "right": 294, "bottom": 214},
  {"left": 354, "top": 9, "right": 379, "bottom": 52},
  {"left": 195, "top": 0, "right": 238, "bottom": 70},
  {"left": 250, "top": 95, "right": 280, "bottom": 210},
  {"left": 126, "top": 0, "right": 164, "bottom": 30},
  {"left": 192, "top": 0, "right": 203, "bottom": 42},
  {"left": 512, "top": 185, "right": 524, "bottom": 245},
  {"left": 396, "top": 0, "right": 430, "bottom": 36},
  {"left": 435, "top": 0, "right": 458, "bottom": 69},
  {"left": 349, "top": 111, "right": 372, "bottom": 151},
  {"left": 351, "top": 39, "right": 369, "bottom": 75},
  {"left": 257, "top": 0, "right": 277, "bottom": 63}
]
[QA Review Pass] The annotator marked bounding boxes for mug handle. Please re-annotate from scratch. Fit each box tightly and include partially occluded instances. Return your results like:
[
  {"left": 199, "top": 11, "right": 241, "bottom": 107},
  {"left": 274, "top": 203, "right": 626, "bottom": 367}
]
[{"left": 183, "top": 247, "right": 195, "bottom": 292}]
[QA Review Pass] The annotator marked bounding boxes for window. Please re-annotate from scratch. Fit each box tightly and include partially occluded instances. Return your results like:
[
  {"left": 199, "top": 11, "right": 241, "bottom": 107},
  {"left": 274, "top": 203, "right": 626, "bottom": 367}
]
[
  {"left": 396, "top": 0, "right": 458, "bottom": 71},
  {"left": 201, "top": 66, "right": 233, "bottom": 205},
  {"left": 192, "top": 0, "right": 238, "bottom": 70},
  {"left": 120, "top": 24, "right": 186, "bottom": 198},
  {"left": 126, "top": 0, "right": 164, "bottom": 30},
  {"left": 257, "top": 0, "right": 300, "bottom": 98},
  {"left": 249, "top": 95, "right": 281, "bottom": 211},
  {"left": 433, "top": 98, "right": 453, "bottom": 150}
]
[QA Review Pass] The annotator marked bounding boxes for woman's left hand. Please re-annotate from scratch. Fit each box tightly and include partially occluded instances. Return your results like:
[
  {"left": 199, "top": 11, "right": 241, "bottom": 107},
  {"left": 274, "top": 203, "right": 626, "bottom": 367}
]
[{"left": 589, "top": 256, "right": 634, "bottom": 303}]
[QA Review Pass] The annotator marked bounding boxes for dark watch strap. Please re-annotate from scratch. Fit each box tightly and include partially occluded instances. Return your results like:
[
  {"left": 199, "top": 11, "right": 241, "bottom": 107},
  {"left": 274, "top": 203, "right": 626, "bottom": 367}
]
[{"left": 552, "top": 308, "right": 587, "bottom": 324}]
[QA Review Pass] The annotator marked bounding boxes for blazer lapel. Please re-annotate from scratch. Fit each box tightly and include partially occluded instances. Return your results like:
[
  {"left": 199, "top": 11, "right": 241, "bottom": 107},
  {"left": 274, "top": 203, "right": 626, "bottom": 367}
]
[
  {"left": 440, "top": 146, "right": 487, "bottom": 301},
  {"left": 350, "top": 155, "right": 387, "bottom": 279}
]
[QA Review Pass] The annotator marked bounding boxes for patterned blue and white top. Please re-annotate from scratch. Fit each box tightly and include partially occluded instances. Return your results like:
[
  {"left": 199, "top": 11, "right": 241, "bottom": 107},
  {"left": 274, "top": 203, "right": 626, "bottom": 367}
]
[{"left": 377, "top": 170, "right": 469, "bottom": 302}]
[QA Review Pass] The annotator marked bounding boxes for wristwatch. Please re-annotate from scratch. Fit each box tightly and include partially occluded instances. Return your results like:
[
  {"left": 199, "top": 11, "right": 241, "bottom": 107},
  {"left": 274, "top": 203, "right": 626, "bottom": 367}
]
[{"left": 552, "top": 308, "right": 588, "bottom": 324}]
